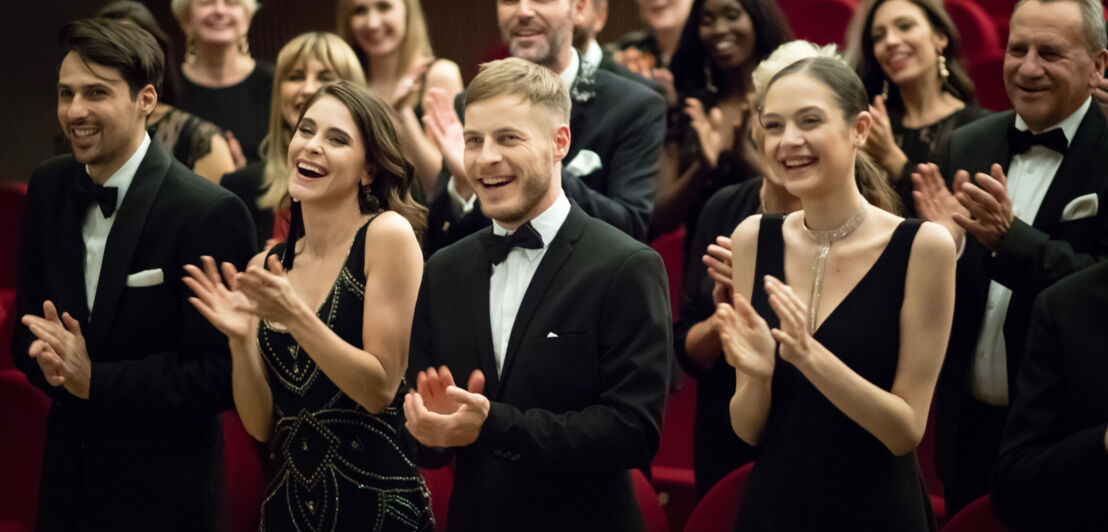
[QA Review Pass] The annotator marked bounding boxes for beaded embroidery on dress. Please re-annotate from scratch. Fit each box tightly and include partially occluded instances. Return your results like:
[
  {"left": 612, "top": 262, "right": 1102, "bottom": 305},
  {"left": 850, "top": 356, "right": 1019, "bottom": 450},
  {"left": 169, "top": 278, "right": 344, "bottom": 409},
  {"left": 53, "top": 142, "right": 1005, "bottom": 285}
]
[{"left": 258, "top": 217, "right": 433, "bottom": 532}]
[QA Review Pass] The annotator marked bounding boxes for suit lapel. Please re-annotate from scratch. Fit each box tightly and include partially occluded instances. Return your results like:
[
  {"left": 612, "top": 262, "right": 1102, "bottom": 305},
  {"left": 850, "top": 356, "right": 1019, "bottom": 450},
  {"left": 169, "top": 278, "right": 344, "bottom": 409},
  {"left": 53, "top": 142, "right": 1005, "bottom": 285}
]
[
  {"left": 1032, "top": 105, "right": 1106, "bottom": 232},
  {"left": 496, "top": 207, "right": 588, "bottom": 394},
  {"left": 86, "top": 143, "right": 171, "bottom": 357},
  {"left": 468, "top": 237, "right": 501, "bottom": 397}
]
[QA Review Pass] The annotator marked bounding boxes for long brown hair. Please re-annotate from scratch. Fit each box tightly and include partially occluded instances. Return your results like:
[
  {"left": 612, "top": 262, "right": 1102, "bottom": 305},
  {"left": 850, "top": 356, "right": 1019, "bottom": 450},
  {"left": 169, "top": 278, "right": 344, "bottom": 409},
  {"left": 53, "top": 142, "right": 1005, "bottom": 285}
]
[{"left": 285, "top": 80, "right": 426, "bottom": 265}]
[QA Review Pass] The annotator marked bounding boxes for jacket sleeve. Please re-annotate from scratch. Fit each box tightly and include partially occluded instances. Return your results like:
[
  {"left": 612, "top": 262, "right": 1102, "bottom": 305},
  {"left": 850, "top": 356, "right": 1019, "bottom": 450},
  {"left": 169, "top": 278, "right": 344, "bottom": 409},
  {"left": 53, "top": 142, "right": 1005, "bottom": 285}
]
[
  {"left": 403, "top": 271, "right": 458, "bottom": 469},
  {"left": 985, "top": 205, "right": 1108, "bottom": 292}
]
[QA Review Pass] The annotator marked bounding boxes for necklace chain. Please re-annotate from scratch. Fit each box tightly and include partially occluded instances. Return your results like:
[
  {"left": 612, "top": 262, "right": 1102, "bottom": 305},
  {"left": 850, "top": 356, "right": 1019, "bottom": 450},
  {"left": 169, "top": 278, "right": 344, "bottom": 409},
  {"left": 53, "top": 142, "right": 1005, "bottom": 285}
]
[{"left": 802, "top": 202, "right": 868, "bottom": 333}]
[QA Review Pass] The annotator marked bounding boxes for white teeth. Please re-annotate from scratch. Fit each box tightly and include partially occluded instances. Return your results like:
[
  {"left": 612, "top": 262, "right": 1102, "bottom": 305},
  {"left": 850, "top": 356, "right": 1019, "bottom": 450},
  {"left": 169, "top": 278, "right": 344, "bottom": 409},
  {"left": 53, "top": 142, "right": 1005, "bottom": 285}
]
[
  {"left": 297, "top": 161, "right": 326, "bottom": 174},
  {"left": 481, "top": 176, "right": 512, "bottom": 185},
  {"left": 783, "top": 158, "right": 813, "bottom": 168},
  {"left": 72, "top": 128, "right": 97, "bottom": 137},
  {"left": 716, "top": 41, "right": 734, "bottom": 50}
]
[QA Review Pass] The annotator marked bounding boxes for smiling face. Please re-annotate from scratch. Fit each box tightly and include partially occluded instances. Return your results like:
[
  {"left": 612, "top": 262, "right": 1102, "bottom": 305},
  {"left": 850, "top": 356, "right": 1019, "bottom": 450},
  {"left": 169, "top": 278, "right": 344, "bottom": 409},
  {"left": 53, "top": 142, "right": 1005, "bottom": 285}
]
[
  {"left": 280, "top": 56, "right": 339, "bottom": 129},
  {"left": 698, "top": 0, "right": 755, "bottom": 71},
  {"left": 870, "top": 0, "right": 947, "bottom": 87},
  {"left": 286, "top": 95, "right": 369, "bottom": 206},
  {"left": 185, "top": 0, "right": 252, "bottom": 46},
  {"left": 57, "top": 51, "right": 155, "bottom": 179},
  {"left": 760, "top": 72, "right": 868, "bottom": 199},
  {"left": 637, "top": 0, "right": 693, "bottom": 32},
  {"left": 498, "top": 0, "right": 581, "bottom": 69},
  {"left": 348, "top": 0, "right": 407, "bottom": 58},
  {"left": 463, "top": 94, "right": 570, "bottom": 228},
  {"left": 1004, "top": 0, "right": 1105, "bottom": 132}
]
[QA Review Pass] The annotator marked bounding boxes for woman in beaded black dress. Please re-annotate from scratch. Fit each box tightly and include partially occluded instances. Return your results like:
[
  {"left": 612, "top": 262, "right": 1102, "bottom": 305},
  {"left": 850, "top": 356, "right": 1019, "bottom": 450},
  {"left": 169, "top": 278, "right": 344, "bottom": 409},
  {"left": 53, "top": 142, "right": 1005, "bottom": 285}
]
[
  {"left": 716, "top": 57, "right": 955, "bottom": 530},
  {"left": 184, "top": 80, "right": 431, "bottom": 531}
]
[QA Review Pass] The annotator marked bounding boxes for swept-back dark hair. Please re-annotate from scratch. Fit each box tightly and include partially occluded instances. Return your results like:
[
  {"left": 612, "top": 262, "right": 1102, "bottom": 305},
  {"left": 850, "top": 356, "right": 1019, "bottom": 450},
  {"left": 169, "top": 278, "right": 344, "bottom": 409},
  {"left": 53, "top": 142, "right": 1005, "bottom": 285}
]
[
  {"left": 763, "top": 57, "right": 901, "bottom": 214},
  {"left": 671, "top": 0, "right": 793, "bottom": 102},
  {"left": 95, "top": 1, "right": 181, "bottom": 106},
  {"left": 58, "top": 17, "right": 164, "bottom": 100},
  {"left": 850, "top": 0, "right": 976, "bottom": 111},
  {"left": 284, "top": 80, "right": 427, "bottom": 269}
]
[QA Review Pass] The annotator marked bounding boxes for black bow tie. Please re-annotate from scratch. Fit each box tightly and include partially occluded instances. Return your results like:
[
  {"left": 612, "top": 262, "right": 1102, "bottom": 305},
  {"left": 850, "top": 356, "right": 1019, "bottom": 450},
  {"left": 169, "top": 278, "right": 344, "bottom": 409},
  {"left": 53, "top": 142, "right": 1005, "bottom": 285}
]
[
  {"left": 1008, "top": 126, "right": 1068, "bottom": 155},
  {"left": 72, "top": 170, "right": 118, "bottom": 218},
  {"left": 479, "top": 222, "right": 544, "bottom": 265}
]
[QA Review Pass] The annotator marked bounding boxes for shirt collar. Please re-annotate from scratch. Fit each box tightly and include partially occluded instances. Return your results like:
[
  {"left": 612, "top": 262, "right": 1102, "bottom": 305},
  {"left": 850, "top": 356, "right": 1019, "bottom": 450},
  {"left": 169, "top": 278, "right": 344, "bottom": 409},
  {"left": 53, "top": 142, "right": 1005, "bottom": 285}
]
[
  {"left": 1014, "top": 96, "right": 1091, "bottom": 147},
  {"left": 88, "top": 132, "right": 150, "bottom": 213},
  {"left": 583, "top": 40, "right": 604, "bottom": 71},
  {"left": 558, "top": 49, "right": 580, "bottom": 94},
  {"left": 491, "top": 191, "right": 571, "bottom": 260}
]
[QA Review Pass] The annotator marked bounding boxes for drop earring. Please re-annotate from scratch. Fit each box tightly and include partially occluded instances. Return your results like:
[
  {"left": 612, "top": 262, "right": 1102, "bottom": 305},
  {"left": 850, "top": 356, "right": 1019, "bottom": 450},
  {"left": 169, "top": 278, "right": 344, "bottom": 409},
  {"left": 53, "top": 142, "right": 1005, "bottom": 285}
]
[
  {"left": 880, "top": 78, "right": 889, "bottom": 100},
  {"left": 937, "top": 51, "right": 950, "bottom": 83}
]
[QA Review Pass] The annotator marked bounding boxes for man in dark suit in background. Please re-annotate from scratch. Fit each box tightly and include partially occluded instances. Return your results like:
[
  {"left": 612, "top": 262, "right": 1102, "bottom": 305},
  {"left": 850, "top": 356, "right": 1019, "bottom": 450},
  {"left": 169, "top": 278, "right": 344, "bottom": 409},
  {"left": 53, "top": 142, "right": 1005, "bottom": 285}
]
[
  {"left": 421, "top": 0, "right": 666, "bottom": 255},
  {"left": 990, "top": 262, "right": 1108, "bottom": 530},
  {"left": 13, "top": 19, "right": 255, "bottom": 531},
  {"left": 404, "top": 58, "right": 671, "bottom": 531},
  {"left": 912, "top": 0, "right": 1108, "bottom": 516},
  {"left": 573, "top": 0, "right": 666, "bottom": 97}
]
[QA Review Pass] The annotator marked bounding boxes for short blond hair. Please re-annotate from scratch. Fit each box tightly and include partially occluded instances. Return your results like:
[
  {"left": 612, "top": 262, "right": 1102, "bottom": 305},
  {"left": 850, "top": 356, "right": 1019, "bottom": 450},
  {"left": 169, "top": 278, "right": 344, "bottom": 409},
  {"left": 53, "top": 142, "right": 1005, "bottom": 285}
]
[
  {"left": 171, "top": 0, "right": 259, "bottom": 23},
  {"left": 465, "top": 58, "right": 571, "bottom": 124}
]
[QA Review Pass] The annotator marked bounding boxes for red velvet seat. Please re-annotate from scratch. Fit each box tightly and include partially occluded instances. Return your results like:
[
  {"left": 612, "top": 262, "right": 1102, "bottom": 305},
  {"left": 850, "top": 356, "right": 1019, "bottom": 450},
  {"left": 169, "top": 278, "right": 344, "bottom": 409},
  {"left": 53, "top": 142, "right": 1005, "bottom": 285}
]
[
  {"left": 421, "top": 466, "right": 453, "bottom": 532},
  {"left": 221, "top": 411, "right": 266, "bottom": 532},
  {"left": 1, "top": 289, "right": 16, "bottom": 370},
  {"left": 785, "top": 0, "right": 857, "bottom": 48},
  {"left": 0, "top": 183, "right": 27, "bottom": 290},
  {"left": 0, "top": 370, "right": 50, "bottom": 530},
  {"left": 941, "top": 495, "right": 1011, "bottom": 531},
  {"left": 944, "top": 0, "right": 1004, "bottom": 63},
  {"left": 649, "top": 226, "right": 685, "bottom": 321},
  {"left": 682, "top": 462, "right": 753, "bottom": 532},
  {"left": 967, "top": 51, "right": 1010, "bottom": 111},
  {"left": 633, "top": 468, "right": 670, "bottom": 532}
]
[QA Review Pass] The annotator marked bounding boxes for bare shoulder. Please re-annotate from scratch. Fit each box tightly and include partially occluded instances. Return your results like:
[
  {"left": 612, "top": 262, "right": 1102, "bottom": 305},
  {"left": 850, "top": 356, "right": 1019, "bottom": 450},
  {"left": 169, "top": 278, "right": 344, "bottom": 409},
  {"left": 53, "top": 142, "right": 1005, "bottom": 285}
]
[
  {"left": 247, "top": 250, "right": 269, "bottom": 269},
  {"left": 910, "top": 221, "right": 957, "bottom": 263},
  {"left": 364, "top": 211, "right": 421, "bottom": 268},
  {"left": 731, "top": 213, "right": 764, "bottom": 248},
  {"left": 425, "top": 59, "right": 463, "bottom": 92}
]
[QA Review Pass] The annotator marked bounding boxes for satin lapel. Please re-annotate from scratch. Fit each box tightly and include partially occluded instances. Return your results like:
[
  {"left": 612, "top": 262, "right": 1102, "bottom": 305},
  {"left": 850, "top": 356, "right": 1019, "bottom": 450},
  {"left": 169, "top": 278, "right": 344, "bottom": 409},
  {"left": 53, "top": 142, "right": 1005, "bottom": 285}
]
[
  {"left": 1032, "top": 106, "right": 1106, "bottom": 232},
  {"left": 469, "top": 238, "right": 500, "bottom": 397},
  {"left": 56, "top": 166, "right": 91, "bottom": 325},
  {"left": 86, "top": 143, "right": 171, "bottom": 357},
  {"left": 496, "top": 207, "right": 588, "bottom": 395}
]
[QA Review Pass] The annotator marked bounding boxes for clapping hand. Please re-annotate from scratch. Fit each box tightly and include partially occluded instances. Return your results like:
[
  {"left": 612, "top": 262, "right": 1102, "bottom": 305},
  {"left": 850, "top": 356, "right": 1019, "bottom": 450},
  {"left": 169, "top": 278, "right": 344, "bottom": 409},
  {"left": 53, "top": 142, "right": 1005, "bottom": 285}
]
[
  {"left": 404, "top": 366, "right": 490, "bottom": 448},
  {"left": 864, "top": 95, "right": 908, "bottom": 176},
  {"left": 912, "top": 162, "right": 969, "bottom": 246},
  {"left": 421, "top": 88, "right": 468, "bottom": 195},
  {"left": 21, "top": 300, "right": 91, "bottom": 398},
  {"left": 183, "top": 255, "right": 257, "bottom": 341},
  {"left": 716, "top": 294, "right": 775, "bottom": 381},
  {"left": 763, "top": 275, "right": 815, "bottom": 367},
  {"left": 392, "top": 57, "right": 435, "bottom": 109},
  {"left": 685, "top": 98, "right": 743, "bottom": 168},
  {"left": 234, "top": 255, "right": 309, "bottom": 326},
  {"left": 952, "top": 164, "right": 1013, "bottom": 251}
]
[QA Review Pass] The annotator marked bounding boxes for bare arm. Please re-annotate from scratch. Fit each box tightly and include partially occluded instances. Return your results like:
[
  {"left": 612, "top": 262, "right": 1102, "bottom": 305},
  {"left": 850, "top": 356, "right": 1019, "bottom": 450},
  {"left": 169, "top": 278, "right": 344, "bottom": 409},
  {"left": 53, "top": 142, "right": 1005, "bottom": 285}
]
[
  {"left": 769, "top": 222, "right": 955, "bottom": 455},
  {"left": 402, "top": 60, "right": 464, "bottom": 199},
  {"left": 192, "top": 133, "right": 236, "bottom": 184}
]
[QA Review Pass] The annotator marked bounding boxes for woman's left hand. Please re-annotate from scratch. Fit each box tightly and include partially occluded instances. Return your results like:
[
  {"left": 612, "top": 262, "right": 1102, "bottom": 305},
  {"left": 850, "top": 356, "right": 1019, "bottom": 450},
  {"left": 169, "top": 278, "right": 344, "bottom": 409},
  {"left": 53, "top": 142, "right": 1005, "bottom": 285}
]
[
  {"left": 863, "top": 95, "right": 908, "bottom": 177},
  {"left": 763, "top": 275, "right": 816, "bottom": 367},
  {"left": 392, "top": 57, "right": 435, "bottom": 110},
  {"left": 235, "top": 254, "right": 309, "bottom": 325},
  {"left": 686, "top": 98, "right": 744, "bottom": 169}
]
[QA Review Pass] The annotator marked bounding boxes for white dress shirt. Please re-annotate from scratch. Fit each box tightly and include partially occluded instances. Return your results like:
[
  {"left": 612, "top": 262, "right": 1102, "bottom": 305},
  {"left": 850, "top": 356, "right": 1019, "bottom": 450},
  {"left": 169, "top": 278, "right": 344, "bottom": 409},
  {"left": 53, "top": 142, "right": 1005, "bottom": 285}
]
[
  {"left": 970, "top": 97, "right": 1090, "bottom": 406},
  {"left": 82, "top": 133, "right": 150, "bottom": 313},
  {"left": 488, "top": 191, "right": 571, "bottom": 375},
  {"left": 448, "top": 51, "right": 580, "bottom": 214},
  {"left": 582, "top": 40, "right": 604, "bottom": 72}
]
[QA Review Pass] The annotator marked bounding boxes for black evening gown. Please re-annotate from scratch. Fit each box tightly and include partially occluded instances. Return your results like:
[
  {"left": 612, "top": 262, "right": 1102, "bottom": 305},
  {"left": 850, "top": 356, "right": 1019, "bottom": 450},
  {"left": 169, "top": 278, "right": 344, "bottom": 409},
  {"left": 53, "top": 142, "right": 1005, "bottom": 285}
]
[
  {"left": 259, "top": 218, "right": 433, "bottom": 531},
  {"left": 734, "top": 215, "right": 935, "bottom": 531}
]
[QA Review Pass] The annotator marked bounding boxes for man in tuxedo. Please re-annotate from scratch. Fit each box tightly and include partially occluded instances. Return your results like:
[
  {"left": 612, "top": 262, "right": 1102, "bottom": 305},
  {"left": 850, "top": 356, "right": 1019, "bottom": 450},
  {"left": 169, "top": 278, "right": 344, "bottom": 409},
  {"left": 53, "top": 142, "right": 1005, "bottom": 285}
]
[
  {"left": 12, "top": 19, "right": 255, "bottom": 531},
  {"left": 421, "top": 0, "right": 666, "bottom": 255},
  {"left": 912, "top": 0, "right": 1108, "bottom": 516},
  {"left": 573, "top": 0, "right": 666, "bottom": 96},
  {"left": 404, "top": 58, "right": 671, "bottom": 531},
  {"left": 989, "top": 263, "right": 1108, "bottom": 529}
]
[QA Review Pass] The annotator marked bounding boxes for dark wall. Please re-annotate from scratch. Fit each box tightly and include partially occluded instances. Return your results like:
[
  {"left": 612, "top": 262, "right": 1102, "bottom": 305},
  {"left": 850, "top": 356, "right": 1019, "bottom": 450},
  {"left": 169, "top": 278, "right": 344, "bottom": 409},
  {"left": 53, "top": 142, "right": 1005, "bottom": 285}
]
[{"left": 0, "top": 1, "right": 644, "bottom": 184}]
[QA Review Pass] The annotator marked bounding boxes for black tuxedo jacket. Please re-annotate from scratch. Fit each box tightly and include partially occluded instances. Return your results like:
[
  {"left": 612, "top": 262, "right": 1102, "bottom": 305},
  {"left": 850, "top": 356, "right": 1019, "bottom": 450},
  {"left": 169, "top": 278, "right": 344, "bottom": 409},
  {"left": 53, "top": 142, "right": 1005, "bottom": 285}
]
[
  {"left": 408, "top": 206, "right": 672, "bottom": 531},
  {"left": 935, "top": 108, "right": 1108, "bottom": 485},
  {"left": 12, "top": 143, "right": 256, "bottom": 531},
  {"left": 423, "top": 59, "right": 666, "bottom": 256},
  {"left": 990, "top": 262, "right": 1108, "bottom": 530}
]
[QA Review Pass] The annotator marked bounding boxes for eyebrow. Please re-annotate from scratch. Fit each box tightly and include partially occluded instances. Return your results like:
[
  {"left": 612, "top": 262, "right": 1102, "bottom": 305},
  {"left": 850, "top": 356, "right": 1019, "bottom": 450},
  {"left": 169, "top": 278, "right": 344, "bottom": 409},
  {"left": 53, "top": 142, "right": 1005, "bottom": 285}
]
[
  {"left": 764, "top": 106, "right": 827, "bottom": 116},
  {"left": 462, "top": 127, "right": 524, "bottom": 137},
  {"left": 57, "top": 82, "right": 114, "bottom": 92}
]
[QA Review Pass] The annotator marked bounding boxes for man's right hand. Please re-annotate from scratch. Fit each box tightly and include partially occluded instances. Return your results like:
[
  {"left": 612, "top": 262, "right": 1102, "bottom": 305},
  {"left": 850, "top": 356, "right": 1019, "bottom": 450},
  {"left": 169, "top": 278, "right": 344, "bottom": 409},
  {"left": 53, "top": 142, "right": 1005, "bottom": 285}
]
[
  {"left": 912, "top": 162, "right": 968, "bottom": 247},
  {"left": 422, "top": 88, "right": 471, "bottom": 199}
]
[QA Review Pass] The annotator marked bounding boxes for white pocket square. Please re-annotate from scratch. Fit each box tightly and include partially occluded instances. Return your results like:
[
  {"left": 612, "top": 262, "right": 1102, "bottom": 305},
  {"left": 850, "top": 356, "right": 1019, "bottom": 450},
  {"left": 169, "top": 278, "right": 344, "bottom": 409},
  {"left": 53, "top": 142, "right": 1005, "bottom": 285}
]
[
  {"left": 126, "top": 268, "right": 164, "bottom": 288},
  {"left": 1061, "top": 193, "right": 1098, "bottom": 222},
  {"left": 546, "top": 331, "right": 559, "bottom": 338},
  {"left": 565, "top": 149, "right": 602, "bottom": 178}
]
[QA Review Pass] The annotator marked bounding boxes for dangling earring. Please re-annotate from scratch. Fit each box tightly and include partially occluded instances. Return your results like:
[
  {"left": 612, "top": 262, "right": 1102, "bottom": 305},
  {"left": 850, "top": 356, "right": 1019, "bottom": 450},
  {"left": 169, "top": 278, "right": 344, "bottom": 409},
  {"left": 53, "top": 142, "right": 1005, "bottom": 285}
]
[
  {"left": 880, "top": 78, "right": 889, "bottom": 101},
  {"left": 359, "top": 182, "right": 381, "bottom": 213},
  {"left": 237, "top": 35, "right": 251, "bottom": 57},
  {"left": 704, "top": 61, "right": 718, "bottom": 94},
  {"left": 937, "top": 52, "right": 950, "bottom": 84},
  {"left": 185, "top": 35, "right": 198, "bottom": 65}
]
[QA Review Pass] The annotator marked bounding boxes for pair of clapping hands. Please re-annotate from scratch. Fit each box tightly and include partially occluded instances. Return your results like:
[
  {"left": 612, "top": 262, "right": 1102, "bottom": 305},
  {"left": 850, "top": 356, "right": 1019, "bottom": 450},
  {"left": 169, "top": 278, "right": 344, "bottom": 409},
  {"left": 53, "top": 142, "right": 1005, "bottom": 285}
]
[
  {"left": 404, "top": 366, "right": 490, "bottom": 449},
  {"left": 182, "top": 255, "right": 311, "bottom": 341}
]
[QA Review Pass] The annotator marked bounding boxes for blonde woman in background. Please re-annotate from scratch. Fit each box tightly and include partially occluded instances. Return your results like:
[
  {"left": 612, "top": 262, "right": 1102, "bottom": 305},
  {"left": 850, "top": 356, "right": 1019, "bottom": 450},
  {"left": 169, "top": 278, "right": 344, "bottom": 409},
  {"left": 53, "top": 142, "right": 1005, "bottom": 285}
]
[
  {"left": 221, "top": 32, "right": 366, "bottom": 248},
  {"left": 336, "top": 0, "right": 464, "bottom": 198}
]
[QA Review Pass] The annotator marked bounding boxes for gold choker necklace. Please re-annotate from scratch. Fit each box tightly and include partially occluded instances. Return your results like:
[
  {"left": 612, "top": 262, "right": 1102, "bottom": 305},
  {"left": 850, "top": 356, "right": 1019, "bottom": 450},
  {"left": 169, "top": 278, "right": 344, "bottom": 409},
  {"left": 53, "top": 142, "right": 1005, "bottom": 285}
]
[{"left": 802, "top": 202, "right": 868, "bottom": 333}]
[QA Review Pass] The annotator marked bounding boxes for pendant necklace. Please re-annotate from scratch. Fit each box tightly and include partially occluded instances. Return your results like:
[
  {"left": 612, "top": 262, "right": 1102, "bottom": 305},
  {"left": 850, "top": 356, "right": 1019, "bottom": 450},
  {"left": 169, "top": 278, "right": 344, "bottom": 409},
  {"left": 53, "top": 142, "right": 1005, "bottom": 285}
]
[{"left": 802, "top": 201, "right": 868, "bottom": 333}]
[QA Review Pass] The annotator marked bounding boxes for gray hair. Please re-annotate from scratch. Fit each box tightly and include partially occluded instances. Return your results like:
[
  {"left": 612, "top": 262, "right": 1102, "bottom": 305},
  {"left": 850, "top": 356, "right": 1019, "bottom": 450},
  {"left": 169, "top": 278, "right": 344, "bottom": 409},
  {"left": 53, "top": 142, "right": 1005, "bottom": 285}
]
[{"left": 1013, "top": 0, "right": 1107, "bottom": 53}]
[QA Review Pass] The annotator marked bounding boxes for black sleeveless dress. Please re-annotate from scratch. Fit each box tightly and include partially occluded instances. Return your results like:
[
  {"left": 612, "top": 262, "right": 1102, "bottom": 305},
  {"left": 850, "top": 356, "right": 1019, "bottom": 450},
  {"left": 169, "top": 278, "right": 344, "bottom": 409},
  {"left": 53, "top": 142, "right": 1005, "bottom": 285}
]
[
  {"left": 258, "top": 218, "right": 433, "bottom": 532},
  {"left": 734, "top": 215, "right": 935, "bottom": 531}
]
